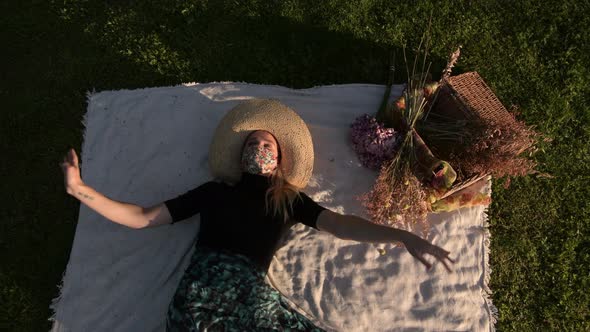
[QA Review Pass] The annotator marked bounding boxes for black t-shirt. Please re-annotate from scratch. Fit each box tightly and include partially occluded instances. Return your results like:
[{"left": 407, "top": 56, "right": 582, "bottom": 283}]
[{"left": 164, "top": 172, "right": 327, "bottom": 272}]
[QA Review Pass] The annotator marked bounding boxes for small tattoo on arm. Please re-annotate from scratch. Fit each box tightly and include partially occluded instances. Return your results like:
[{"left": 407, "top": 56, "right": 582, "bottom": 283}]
[{"left": 77, "top": 191, "right": 94, "bottom": 200}]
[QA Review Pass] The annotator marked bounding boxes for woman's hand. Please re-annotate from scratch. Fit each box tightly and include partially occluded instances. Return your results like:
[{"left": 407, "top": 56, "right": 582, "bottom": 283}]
[
  {"left": 316, "top": 212, "right": 456, "bottom": 272},
  {"left": 60, "top": 148, "right": 84, "bottom": 195},
  {"left": 402, "top": 232, "right": 455, "bottom": 273}
]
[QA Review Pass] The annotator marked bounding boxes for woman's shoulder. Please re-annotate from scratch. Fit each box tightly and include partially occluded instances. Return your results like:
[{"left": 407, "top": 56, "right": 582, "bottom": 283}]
[
  {"left": 289, "top": 191, "right": 323, "bottom": 212},
  {"left": 292, "top": 190, "right": 313, "bottom": 202},
  {"left": 287, "top": 191, "right": 326, "bottom": 230}
]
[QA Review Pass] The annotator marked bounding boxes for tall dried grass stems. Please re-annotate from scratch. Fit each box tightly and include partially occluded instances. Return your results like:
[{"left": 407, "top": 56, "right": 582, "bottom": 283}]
[
  {"left": 447, "top": 111, "right": 541, "bottom": 184},
  {"left": 361, "top": 28, "right": 438, "bottom": 232},
  {"left": 440, "top": 46, "right": 462, "bottom": 82}
]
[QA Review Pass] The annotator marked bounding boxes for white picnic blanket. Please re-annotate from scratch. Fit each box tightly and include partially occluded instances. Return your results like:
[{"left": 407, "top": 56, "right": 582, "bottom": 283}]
[{"left": 50, "top": 82, "right": 497, "bottom": 332}]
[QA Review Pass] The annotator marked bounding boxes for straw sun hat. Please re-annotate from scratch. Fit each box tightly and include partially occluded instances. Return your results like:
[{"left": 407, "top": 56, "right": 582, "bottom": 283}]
[{"left": 208, "top": 98, "right": 314, "bottom": 189}]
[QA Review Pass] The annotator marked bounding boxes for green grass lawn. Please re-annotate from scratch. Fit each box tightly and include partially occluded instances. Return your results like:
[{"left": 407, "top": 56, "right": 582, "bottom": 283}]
[{"left": 1, "top": 0, "right": 588, "bottom": 330}]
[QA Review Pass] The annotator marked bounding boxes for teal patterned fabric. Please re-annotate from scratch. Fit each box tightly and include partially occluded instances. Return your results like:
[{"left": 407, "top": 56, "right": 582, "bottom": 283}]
[{"left": 166, "top": 245, "right": 325, "bottom": 331}]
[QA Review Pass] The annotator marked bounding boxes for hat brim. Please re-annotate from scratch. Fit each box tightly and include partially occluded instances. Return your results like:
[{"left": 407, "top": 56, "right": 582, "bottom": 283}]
[{"left": 209, "top": 99, "right": 314, "bottom": 189}]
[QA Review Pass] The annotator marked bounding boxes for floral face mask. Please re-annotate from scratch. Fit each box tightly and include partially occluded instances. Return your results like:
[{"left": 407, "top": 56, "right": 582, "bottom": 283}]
[{"left": 241, "top": 144, "right": 278, "bottom": 175}]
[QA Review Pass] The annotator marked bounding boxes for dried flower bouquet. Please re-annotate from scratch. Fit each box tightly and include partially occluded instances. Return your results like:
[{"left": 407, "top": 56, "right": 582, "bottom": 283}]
[{"left": 350, "top": 41, "right": 542, "bottom": 233}]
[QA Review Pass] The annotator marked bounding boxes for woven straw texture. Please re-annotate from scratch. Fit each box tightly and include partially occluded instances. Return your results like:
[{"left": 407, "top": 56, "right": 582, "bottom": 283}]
[
  {"left": 208, "top": 98, "right": 314, "bottom": 188},
  {"left": 435, "top": 71, "right": 512, "bottom": 125}
]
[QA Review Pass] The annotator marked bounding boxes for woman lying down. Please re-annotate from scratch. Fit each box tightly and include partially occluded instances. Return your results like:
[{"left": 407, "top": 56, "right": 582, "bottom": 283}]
[{"left": 60, "top": 99, "right": 455, "bottom": 331}]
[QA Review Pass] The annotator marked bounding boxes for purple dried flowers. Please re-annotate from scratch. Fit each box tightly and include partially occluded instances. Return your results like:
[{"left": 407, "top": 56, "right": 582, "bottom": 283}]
[{"left": 350, "top": 114, "right": 401, "bottom": 170}]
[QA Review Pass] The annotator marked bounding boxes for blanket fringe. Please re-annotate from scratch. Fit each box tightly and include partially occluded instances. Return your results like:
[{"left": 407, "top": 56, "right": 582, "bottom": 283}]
[
  {"left": 481, "top": 177, "right": 499, "bottom": 331},
  {"left": 48, "top": 269, "right": 66, "bottom": 323},
  {"left": 48, "top": 91, "right": 95, "bottom": 328},
  {"left": 78, "top": 90, "right": 92, "bottom": 170}
]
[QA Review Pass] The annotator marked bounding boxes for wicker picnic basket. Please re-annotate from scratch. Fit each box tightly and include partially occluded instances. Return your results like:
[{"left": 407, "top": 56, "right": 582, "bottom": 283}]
[
  {"left": 421, "top": 71, "right": 538, "bottom": 195},
  {"left": 432, "top": 72, "right": 513, "bottom": 125}
]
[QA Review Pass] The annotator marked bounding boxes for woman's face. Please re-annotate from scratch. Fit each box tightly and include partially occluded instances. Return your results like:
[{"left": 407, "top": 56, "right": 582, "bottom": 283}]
[{"left": 241, "top": 130, "right": 280, "bottom": 175}]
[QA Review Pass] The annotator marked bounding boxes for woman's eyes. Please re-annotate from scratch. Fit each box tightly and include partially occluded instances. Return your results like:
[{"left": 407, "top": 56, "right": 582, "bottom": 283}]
[{"left": 248, "top": 141, "right": 272, "bottom": 149}]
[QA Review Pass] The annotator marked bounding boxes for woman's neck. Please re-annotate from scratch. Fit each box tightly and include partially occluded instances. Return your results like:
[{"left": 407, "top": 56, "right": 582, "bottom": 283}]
[{"left": 240, "top": 171, "right": 272, "bottom": 190}]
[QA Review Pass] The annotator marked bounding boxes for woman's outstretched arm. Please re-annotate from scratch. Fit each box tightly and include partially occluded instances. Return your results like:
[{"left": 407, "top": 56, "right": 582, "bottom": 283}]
[
  {"left": 60, "top": 148, "right": 171, "bottom": 229},
  {"left": 316, "top": 209, "right": 455, "bottom": 272}
]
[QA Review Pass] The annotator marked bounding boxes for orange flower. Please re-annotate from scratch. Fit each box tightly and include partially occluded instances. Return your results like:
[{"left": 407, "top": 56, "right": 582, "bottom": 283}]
[
  {"left": 423, "top": 82, "right": 439, "bottom": 98},
  {"left": 394, "top": 96, "right": 406, "bottom": 110}
]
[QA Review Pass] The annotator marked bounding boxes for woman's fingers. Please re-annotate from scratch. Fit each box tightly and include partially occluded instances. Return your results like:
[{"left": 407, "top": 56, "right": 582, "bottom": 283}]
[
  {"left": 60, "top": 149, "right": 76, "bottom": 171},
  {"left": 70, "top": 149, "right": 78, "bottom": 165},
  {"left": 426, "top": 245, "right": 455, "bottom": 272},
  {"left": 62, "top": 149, "right": 78, "bottom": 167},
  {"left": 410, "top": 249, "right": 432, "bottom": 270},
  {"left": 405, "top": 236, "right": 455, "bottom": 272},
  {"left": 436, "top": 252, "right": 454, "bottom": 272},
  {"left": 428, "top": 245, "right": 451, "bottom": 260},
  {"left": 439, "top": 259, "right": 452, "bottom": 273},
  {"left": 422, "top": 259, "right": 432, "bottom": 271}
]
